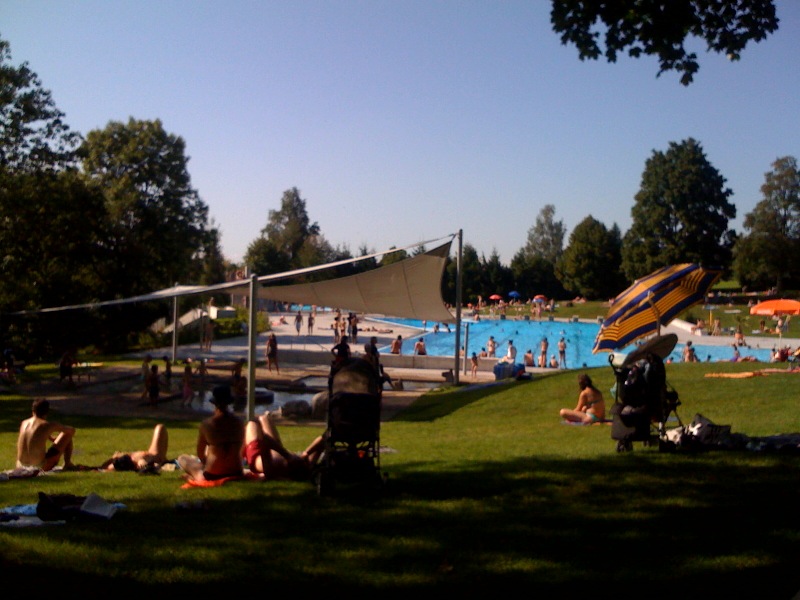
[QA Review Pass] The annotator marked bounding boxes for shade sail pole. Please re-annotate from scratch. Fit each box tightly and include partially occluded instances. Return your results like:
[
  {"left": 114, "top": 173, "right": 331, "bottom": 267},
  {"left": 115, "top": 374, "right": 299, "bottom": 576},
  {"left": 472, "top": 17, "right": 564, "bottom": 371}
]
[
  {"left": 453, "top": 229, "right": 463, "bottom": 385},
  {"left": 246, "top": 274, "right": 258, "bottom": 422},
  {"left": 171, "top": 284, "right": 179, "bottom": 362}
]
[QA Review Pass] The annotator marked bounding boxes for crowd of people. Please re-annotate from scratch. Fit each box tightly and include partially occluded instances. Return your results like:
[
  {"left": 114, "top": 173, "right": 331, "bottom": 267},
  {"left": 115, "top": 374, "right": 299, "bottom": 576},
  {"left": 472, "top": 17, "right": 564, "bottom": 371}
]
[{"left": 14, "top": 385, "right": 326, "bottom": 484}]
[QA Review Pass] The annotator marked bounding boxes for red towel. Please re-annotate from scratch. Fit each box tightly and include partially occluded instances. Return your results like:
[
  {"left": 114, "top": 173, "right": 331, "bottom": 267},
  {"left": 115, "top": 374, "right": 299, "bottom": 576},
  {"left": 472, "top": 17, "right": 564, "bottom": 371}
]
[{"left": 180, "top": 472, "right": 262, "bottom": 489}]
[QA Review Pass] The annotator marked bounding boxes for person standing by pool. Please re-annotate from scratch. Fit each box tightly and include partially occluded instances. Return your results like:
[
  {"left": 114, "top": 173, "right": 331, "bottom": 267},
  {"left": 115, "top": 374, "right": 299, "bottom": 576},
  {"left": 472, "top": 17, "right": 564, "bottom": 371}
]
[
  {"left": 331, "top": 335, "right": 351, "bottom": 367},
  {"left": 539, "top": 337, "right": 549, "bottom": 368},
  {"left": 558, "top": 338, "right": 567, "bottom": 369},
  {"left": 471, "top": 352, "right": 479, "bottom": 378},
  {"left": 390, "top": 335, "right": 403, "bottom": 354},
  {"left": 364, "top": 336, "right": 381, "bottom": 375},
  {"left": 294, "top": 310, "right": 303, "bottom": 335},
  {"left": 265, "top": 333, "right": 279, "bottom": 373},
  {"left": 307, "top": 312, "right": 315, "bottom": 335},
  {"left": 487, "top": 336, "right": 497, "bottom": 358},
  {"left": 182, "top": 364, "right": 194, "bottom": 407}
]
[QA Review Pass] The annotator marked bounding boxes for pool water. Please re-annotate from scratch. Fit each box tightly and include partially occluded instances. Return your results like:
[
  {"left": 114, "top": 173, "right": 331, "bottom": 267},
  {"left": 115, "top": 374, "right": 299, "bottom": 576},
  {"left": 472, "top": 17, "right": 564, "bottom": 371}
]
[
  {"left": 369, "top": 317, "right": 774, "bottom": 367},
  {"left": 194, "top": 389, "right": 317, "bottom": 415}
]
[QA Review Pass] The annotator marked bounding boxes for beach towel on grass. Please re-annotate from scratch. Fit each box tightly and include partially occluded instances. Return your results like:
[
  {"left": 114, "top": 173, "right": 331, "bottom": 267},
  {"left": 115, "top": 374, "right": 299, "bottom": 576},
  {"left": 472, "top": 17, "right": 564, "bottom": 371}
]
[{"left": 181, "top": 472, "right": 262, "bottom": 489}]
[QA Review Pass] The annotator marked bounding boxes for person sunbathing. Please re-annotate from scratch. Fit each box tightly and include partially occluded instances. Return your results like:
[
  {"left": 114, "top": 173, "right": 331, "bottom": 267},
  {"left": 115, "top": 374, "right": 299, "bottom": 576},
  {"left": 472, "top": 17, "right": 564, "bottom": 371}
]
[
  {"left": 178, "top": 385, "right": 245, "bottom": 482},
  {"left": 16, "top": 399, "right": 76, "bottom": 471},
  {"left": 100, "top": 424, "right": 169, "bottom": 471},
  {"left": 559, "top": 374, "right": 605, "bottom": 424},
  {"left": 243, "top": 412, "right": 324, "bottom": 481}
]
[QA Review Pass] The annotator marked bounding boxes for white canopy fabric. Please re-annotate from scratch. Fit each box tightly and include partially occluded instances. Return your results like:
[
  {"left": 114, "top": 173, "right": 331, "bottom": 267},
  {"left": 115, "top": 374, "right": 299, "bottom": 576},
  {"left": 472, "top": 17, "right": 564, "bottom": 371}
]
[
  {"left": 237, "top": 241, "right": 456, "bottom": 323},
  {"left": 7, "top": 238, "right": 456, "bottom": 323}
]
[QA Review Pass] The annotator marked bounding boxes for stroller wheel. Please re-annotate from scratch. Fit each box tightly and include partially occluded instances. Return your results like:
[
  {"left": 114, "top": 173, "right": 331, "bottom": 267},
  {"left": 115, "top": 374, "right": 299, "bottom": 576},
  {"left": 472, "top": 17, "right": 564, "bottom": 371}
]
[
  {"left": 616, "top": 440, "right": 632, "bottom": 453},
  {"left": 315, "top": 470, "right": 335, "bottom": 497}
]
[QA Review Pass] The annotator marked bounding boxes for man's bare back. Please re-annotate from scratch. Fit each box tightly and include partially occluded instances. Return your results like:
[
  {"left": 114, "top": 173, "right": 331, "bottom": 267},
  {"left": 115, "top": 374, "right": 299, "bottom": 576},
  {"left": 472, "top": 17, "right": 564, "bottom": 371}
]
[
  {"left": 198, "top": 412, "right": 245, "bottom": 478},
  {"left": 17, "top": 400, "right": 75, "bottom": 471}
]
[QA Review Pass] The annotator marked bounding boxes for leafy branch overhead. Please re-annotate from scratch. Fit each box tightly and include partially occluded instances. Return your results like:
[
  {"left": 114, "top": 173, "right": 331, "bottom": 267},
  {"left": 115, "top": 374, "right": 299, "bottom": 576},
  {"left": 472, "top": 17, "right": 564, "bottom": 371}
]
[{"left": 550, "top": 0, "right": 780, "bottom": 85}]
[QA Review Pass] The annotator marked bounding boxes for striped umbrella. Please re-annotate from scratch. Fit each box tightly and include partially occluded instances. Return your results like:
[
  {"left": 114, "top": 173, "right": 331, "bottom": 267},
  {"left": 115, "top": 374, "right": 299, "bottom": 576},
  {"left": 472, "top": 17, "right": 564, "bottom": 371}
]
[{"left": 593, "top": 264, "right": 722, "bottom": 353}]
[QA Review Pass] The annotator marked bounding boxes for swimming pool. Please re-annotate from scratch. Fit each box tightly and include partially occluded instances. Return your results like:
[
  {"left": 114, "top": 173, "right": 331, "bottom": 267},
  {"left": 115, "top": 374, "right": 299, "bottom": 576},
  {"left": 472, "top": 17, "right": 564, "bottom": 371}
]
[{"left": 369, "top": 317, "right": 774, "bottom": 367}]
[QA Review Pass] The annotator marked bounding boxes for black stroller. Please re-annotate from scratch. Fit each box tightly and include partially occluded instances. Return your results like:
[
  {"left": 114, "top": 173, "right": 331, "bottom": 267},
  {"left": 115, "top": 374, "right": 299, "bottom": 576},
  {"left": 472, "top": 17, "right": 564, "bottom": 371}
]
[
  {"left": 314, "top": 358, "right": 383, "bottom": 496},
  {"left": 608, "top": 334, "right": 683, "bottom": 452}
]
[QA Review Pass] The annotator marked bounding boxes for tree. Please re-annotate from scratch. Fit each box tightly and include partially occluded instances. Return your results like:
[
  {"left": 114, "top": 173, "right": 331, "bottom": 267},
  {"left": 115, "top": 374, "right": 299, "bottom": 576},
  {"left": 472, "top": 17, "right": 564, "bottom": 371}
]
[
  {"left": 621, "top": 138, "right": 735, "bottom": 280},
  {"left": 557, "top": 216, "right": 625, "bottom": 299},
  {"left": 483, "top": 249, "right": 514, "bottom": 299},
  {"left": 379, "top": 247, "right": 408, "bottom": 267},
  {"left": 522, "top": 204, "right": 565, "bottom": 265},
  {"left": 0, "top": 170, "right": 111, "bottom": 357},
  {"left": 80, "top": 118, "right": 215, "bottom": 295},
  {"left": 733, "top": 156, "right": 800, "bottom": 290},
  {"left": 443, "top": 243, "right": 483, "bottom": 306},
  {"left": 263, "top": 187, "right": 320, "bottom": 264},
  {"left": 550, "top": 0, "right": 780, "bottom": 85},
  {"left": 0, "top": 36, "right": 81, "bottom": 172}
]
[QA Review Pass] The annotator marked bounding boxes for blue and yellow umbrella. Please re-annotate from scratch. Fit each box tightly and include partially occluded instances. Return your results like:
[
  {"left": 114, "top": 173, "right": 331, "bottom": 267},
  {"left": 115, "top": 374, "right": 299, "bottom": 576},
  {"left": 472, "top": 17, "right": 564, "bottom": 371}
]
[{"left": 593, "top": 264, "right": 722, "bottom": 353}]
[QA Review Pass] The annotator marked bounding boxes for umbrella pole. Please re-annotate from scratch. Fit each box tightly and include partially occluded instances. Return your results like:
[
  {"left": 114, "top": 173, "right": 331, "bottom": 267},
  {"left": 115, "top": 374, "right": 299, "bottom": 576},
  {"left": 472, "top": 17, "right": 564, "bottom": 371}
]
[{"left": 648, "top": 292, "right": 662, "bottom": 336}]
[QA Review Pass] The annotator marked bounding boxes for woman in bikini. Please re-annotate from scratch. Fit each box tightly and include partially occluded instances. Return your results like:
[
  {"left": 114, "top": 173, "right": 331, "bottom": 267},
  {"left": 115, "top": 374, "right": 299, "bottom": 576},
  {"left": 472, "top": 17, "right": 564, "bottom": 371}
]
[{"left": 560, "top": 373, "right": 605, "bottom": 424}]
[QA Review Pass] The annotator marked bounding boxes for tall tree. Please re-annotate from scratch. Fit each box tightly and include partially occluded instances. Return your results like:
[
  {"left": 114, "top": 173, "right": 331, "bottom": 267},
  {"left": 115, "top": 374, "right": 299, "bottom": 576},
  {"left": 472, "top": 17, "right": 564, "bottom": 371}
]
[
  {"left": 80, "top": 118, "right": 214, "bottom": 294},
  {"left": 522, "top": 204, "right": 565, "bottom": 265},
  {"left": 483, "top": 249, "right": 514, "bottom": 299},
  {"left": 551, "top": 0, "right": 779, "bottom": 85},
  {"left": 0, "top": 36, "right": 81, "bottom": 172},
  {"left": 733, "top": 156, "right": 800, "bottom": 290},
  {"left": 443, "top": 243, "right": 483, "bottom": 306},
  {"left": 262, "top": 187, "right": 320, "bottom": 265},
  {"left": 621, "top": 138, "right": 735, "bottom": 280},
  {"left": 557, "top": 216, "right": 624, "bottom": 299},
  {"left": 0, "top": 170, "right": 110, "bottom": 357}
]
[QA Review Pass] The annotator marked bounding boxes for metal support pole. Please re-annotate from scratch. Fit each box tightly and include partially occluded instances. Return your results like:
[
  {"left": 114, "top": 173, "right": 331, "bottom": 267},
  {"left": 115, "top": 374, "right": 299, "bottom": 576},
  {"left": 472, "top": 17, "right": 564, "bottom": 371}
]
[
  {"left": 246, "top": 274, "right": 258, "bottom": 421},
  {"left": 171, "top": 284, "right": 179, "bottom": 362},
  {"left": 453, "top": 229, "right": 463, "bottom": 385}
]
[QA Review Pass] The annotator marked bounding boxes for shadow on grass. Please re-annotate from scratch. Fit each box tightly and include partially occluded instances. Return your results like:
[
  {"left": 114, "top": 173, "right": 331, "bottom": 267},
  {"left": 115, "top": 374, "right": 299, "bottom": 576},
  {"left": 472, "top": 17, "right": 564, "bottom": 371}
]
[
  {"left": 3, "top": 451, "right": 799, "bottom": 597},
  {"left": 393, "top": 378, "right": 535, "bottom": 422}
]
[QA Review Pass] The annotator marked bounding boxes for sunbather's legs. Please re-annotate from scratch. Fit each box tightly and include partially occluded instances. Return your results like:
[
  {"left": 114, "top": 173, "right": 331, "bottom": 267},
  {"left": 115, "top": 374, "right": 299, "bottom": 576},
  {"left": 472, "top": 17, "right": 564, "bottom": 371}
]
[{"left": 146, "top": 424, "right": 169, "bottom": 463}]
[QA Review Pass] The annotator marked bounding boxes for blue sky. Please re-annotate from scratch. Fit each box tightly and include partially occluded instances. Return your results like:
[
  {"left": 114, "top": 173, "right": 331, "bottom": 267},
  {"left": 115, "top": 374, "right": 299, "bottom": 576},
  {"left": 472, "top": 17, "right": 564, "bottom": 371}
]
[{"left": 4, "top": 1, "right": 799, "bottom": 265}]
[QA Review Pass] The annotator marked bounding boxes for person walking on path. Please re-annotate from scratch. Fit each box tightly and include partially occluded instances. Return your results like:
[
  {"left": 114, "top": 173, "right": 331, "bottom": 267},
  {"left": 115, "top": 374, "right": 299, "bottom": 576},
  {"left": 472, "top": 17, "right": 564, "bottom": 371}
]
[
  {"left": 294, "top": 311, "right": 303, "bottom": 335},
  {"left": 265, "top": 333, "right": 279, "bottom": 373}
]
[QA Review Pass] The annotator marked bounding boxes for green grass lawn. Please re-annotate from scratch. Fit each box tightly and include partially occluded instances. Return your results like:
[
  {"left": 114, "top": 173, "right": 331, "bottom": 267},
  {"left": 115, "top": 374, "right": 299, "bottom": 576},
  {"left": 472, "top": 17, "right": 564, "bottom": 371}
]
[{"left": 1, "top": 361, "right": 800, "bottom": 596}]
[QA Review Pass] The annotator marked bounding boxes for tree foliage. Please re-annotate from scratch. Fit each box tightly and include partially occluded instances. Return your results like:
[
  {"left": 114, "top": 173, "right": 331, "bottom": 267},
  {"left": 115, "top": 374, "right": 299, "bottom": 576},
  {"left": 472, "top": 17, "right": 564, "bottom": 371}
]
[
  {"left": 0, "top": 36, "right": 82, "bottom": 172},
  {"left": 557, "top": 216, "right": 624, "bottom": 299},
  {"left": 245, "top": 187, "right": 325, "bottom": 277},
  {"left": 522, "top": 204, "right": 565, "bottom": 265},
  {"left": 550, "top": 0, "right": 780, "bottom": 85},
  {"left": 621, "top": 138, "right": 735, "bottom": 280},
  {"left": 733, "top": 156, "right": 800, "bottom": 290},
  {"left": 80, "top": 118, "right": 215, "bottom": 294},
  {"left": 0, "top": 170, "right": 111, "bottom": 357}
]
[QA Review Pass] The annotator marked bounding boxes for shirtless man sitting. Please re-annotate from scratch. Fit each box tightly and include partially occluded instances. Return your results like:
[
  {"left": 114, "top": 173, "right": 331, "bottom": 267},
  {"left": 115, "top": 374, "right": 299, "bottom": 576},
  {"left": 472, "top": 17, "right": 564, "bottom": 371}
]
[
  {"left": 16, "top": 399, "right": 76, "bottom": 471},
  {"left": 178, "top": 385, "right": 245, "bottom": 482},
  {"left": 99, "top": 424, "right": 169, "bottom": 471},
  {"left": 244, "top": 412, "right": 325, "bottom": 481}
]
